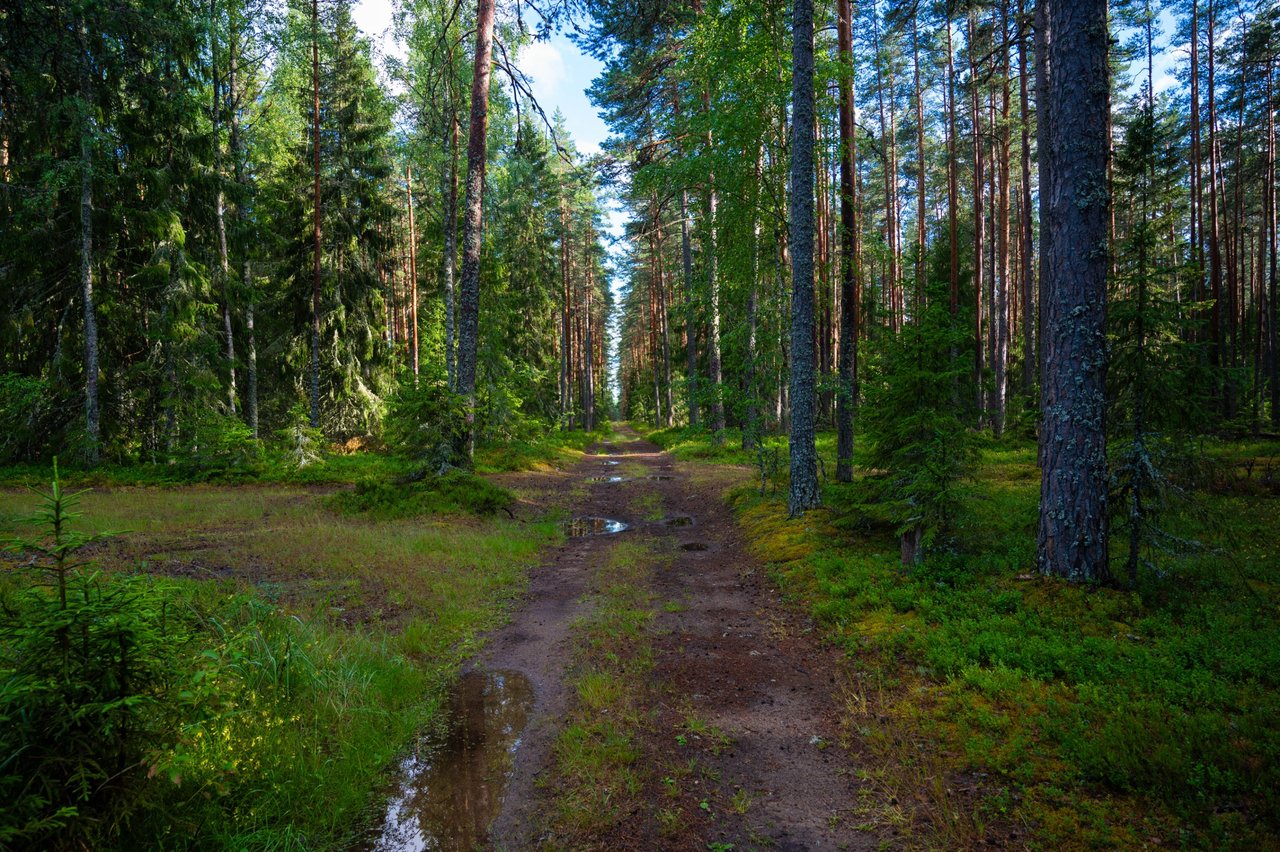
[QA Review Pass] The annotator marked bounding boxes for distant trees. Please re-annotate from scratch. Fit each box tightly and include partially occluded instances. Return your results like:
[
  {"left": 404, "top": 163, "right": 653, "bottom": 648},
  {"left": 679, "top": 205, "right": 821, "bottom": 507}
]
[{"left": 0, "top": 0, "right": 611, "bottom": 464}]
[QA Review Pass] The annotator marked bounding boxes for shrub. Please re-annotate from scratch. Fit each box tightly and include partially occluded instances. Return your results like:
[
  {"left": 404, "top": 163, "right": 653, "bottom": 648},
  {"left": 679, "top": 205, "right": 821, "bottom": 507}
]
[
  {"left": 330, "top": 470, "right": 513, "bottom": 518},
  {"left": 0, "top": 463, "right": 190, "bottom": 847},
  {"left": 861, "top": 294, "right": 977, "bottom": 565},
  {"left": 384, "top": 379, "right": 469, "bottom": 472}
]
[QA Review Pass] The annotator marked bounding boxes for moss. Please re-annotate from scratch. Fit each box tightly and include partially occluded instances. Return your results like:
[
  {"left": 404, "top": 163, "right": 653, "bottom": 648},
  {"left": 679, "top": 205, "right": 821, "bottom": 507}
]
[{"left": 726, "top": 432, "right": 1280, "bottom": 848}]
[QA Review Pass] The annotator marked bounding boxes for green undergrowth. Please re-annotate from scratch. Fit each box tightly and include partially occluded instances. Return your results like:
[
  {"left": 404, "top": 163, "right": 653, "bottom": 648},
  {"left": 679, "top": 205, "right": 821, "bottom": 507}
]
[
  {"left": 542, "top": 538, "right": 661, "bottom": 843},
  {"left": 0, "top": 426, "right": 611, "bottom": 489},
  {"left": 329, "top": 470, "right": 514, "bottom": 518},
  {"left": 0, "top": 473, "right": 558, "bottom": 849},
  {"left": 728, "top": 436, "right": 1280, "bottom": 849},
  {"left": 474, "top": 426, "right": 611, "bottom": 474}
]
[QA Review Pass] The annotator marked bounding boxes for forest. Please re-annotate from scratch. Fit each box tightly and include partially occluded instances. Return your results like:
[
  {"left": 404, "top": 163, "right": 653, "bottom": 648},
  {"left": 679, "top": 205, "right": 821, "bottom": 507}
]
[{"left": 0, "top": 0, "right": 1277, "bottom": 848}]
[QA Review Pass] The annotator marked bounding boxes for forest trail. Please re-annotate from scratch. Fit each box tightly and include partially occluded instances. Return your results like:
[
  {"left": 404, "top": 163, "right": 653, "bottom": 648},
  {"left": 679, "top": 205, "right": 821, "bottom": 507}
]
[{"left": 372, "top": 425, "right": 884, "bottom": 850}]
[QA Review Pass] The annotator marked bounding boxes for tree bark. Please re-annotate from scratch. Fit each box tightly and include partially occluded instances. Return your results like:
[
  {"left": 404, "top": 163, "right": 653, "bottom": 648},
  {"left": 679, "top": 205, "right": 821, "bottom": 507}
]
[
  {"left": 406, "top": 165, "right": 419, "bottom": 381},
  {"left": 1018, "top": 0, "right": 1035, "bottom": 396},
  {"left": 309, "top": 0, "right": 322, "bottom": 429},
  {"left": 456, "top": 0, "right": 496, "bottom": 460},
  {"left": 1036, "top": 0, "right": 1110, "bottom": 583},
  {"left": 210, "top": 5, "right": 237, "bottom": 416},
  {"left": 970, "top": 12, "right": 986, "bottom": 424},
  {"left": 443, "top": 114, "right": 458, "bottom": 390},
  {"left": 78, "top": 18, "right": 100, "bottom": 462},
  {"left": 789, "top": 0, "right": 820, "bottom": 516},
  {"left": 836, "top": 0, "right": 859, "bottom": 482}
]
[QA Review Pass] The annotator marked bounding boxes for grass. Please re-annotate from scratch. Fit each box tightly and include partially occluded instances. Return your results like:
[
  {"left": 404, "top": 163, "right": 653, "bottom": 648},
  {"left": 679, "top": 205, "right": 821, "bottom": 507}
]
[
  {"left": 0, "top": 426, "right": 612, "bottom": 489},
  {"left": 716, "top": 433, "right": 1280, "bottom": 848},
  {"left": 542, "top": 538, "right": 661, "bottom": 842},
  {"left": 0, "top": 472, "right": 560, "bottom": 848}
]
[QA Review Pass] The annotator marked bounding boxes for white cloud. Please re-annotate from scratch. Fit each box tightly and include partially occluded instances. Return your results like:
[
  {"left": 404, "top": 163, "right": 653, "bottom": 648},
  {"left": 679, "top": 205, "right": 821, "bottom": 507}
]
[{"left": 519, "top": 41, "right": 566, "bottom": 101}]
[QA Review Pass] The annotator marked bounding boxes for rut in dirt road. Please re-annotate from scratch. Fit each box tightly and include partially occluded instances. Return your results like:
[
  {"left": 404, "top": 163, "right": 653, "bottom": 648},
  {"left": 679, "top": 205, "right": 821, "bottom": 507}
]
[{"left": 367, "top": 428, "right": 883, "bottom": 850}]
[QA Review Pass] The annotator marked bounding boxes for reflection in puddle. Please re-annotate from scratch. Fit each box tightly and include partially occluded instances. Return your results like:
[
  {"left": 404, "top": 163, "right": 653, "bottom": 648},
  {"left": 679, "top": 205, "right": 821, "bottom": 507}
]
[
  {"left": 600, "top": 460, "right": 621, "bottom": 466},
  {"left": 681, "top": 542, "right": 709, "bottom": 551},
  {"left": 663, "top": 515, "right": 694, "bottom": 527},
  {"left": 564, "top": 517, "right": 629, "bottom": 536},
  {"left": 588, "top": 475, "right": 629, "bottom": 483},
  {"left": 372, "top": 669, "right": 533, "bottom": 851},
  {"left": 647, "top": 475, "right": 673, "bottom": 481}
]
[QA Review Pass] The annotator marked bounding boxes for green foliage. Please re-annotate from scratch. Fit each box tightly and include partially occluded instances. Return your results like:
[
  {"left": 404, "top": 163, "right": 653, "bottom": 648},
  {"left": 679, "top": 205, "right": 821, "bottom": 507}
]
[
  {"left": 329, "top": 470, "right": 513, "bottom": 518},
  {"left": 0, "top": 463, "right": 182, "bottom": 846},
  {"left": 177, "top": 412, "right": 262, "bottom": 480},
  {"left": 861, "top": 295, "right": 977, "bottom": 563},
  {"left": 0, "top": 374, "right": 57, "bottom": 464},
  {"left": 384, "top": 379, "right": 470, "bottom": 472},
  {"left": 276, "top": 405, "right": 327, "bottom": 471}
]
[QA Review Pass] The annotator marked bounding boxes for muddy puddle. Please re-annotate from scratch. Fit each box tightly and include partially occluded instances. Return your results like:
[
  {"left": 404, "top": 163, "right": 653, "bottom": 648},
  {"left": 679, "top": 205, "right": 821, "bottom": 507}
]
[
  {"left": 588, "top": 475, "right": 629, "bottom": 483},
  {"left": 681, "top": 542, "right": 709, "bottom": 551},
  {"left": 564, "top": 516, "right": 629, "bottom": 536},
  {"left": 600, "top": 459, "right": 621, "bottom": 466},
  {"left": 647, "top": 474, "right": 674, "bottom": 481},
  {"left": 370, "top": 669, "right": 533, "bottom": 851},
  {"left": 663, "top": 515, "right": 694, "bottom": 527}
]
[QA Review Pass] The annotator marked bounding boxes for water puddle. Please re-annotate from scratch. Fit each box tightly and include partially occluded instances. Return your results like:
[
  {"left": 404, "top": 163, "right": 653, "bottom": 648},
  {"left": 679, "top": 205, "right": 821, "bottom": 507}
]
[
  {"left": 681, "top": 542, "right": 709, "bottom": 552},
  {"left": 647, "top": 475, "right": 674, "bottom": 481},
  {"left": 663, "top": 515, "right": 694, "bottom": 528},
  {"left": 371, "top": 669, "right": 533, "bottom": 851},
  {"left": 588, "top": 475, "right": 629, "bottom": 483},
  {"left": 600, "top": 460, "right": 621, "bottom": 466},
  {"left": 564, "top": 517, "right": 629, "bottom": 536}
]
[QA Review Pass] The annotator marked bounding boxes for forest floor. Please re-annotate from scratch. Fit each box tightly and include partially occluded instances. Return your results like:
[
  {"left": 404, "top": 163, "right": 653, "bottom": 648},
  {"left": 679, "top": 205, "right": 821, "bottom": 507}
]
[
  {"left": 464, "top": 425, "right": 895, "bottom": 851},
  {"left": 2, "top": 425, "right": 1275, "bottom": 849}
]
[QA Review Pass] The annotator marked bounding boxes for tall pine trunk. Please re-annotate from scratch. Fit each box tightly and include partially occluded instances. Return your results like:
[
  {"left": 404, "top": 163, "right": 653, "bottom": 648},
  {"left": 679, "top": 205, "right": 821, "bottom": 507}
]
[
  {"left": 309, "top": 0, "right": 322, "bottom": 429},
  {"left": 789, "top": 0, "right": 820, "bottom": 516},
  {"left": 1018, "top": 0, "right": 1035, "bottom": 397},
  {"left": 78, "top": 18, "right": 100, "bottom": 462},
  {"left": 456, "top": 0, "right": 496, "bottom": 460},
  {"left": 836, "top": 0, "right": 859, "bottom": 482},
  {"left": 406, "top": 165, "right": 419, "bottom": 381},
  {"left": 1036, "top": 0, "right": 1110, "bottom": 583},
  {"left": 443, "top": 114, "right": 458, "bottom": 390}
]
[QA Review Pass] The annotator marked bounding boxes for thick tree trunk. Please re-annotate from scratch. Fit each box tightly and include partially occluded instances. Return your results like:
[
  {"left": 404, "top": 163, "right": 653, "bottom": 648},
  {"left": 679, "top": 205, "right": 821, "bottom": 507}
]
[
  {"left": 681, "top": 185, "right": 698, "bottom": 426},
  {"left": 789, "top": 0, "right": 820, "bottom": 516},
  {"left": 246, "top": 283, "right": 258, "bottom": 439},
  {"left": 912, "top": 13, "right": 927, "bottom": 310},
  {"left": 210, "top": 18, "right": 237, "bottom": 417},
  {"left": 456, "top": 0, "right": 496, "bottom": 460},
  {"left": 78, "top": 19, "right": 100, "bottom": 462},
  {"left": 947, "top": 17, "right": 960, "bottom": 317},
  {"left": 1018, "top": 0, "right": 1035, "bottom": 397},
  {"left": 560, "top": 195, "right": 572, "bottom": 425},
  {"left": 406, "top": 165, "right": 419, "bottom": 380},
  {"left": 993, "top": 9, "right": 1011, "bottom": 436},
  {"left": 970, "top": 12, "right": 986, "bottom": 424},
  {"left": 229, "top": 20, "right": 252, "bottom": 432},
  {"left": 836, "top": 0, "right": 859, "bottom": 482},
  {"left": 704, "top": 95, "right": 726, "bottom": 437},
  {"left": 1207, "top": 0, "right": 1224, "bottom": 415},
  {"left": 309, "top": 0, "right": 322, "bottom": 429},
  {"left": 1267, "top": 63, "right": 1278, "bottom": 428},
  {"left": 584, "top": 225, "right": 595, "bottom": 432},
  {"left": 1036, "top": 0, "right": 1110, "bottom": 583},
  {"left": 443, "top": 115, "right": 458, "bottom": 390},
  {"left": 654, "top": 209, "right": 674, "bottom": 427}
]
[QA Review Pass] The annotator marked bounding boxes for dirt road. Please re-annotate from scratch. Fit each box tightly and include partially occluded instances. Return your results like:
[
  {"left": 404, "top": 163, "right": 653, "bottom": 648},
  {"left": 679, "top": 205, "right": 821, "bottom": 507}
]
[{"left": 370, "top": 427, "right": 883, "bottom": 851}]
